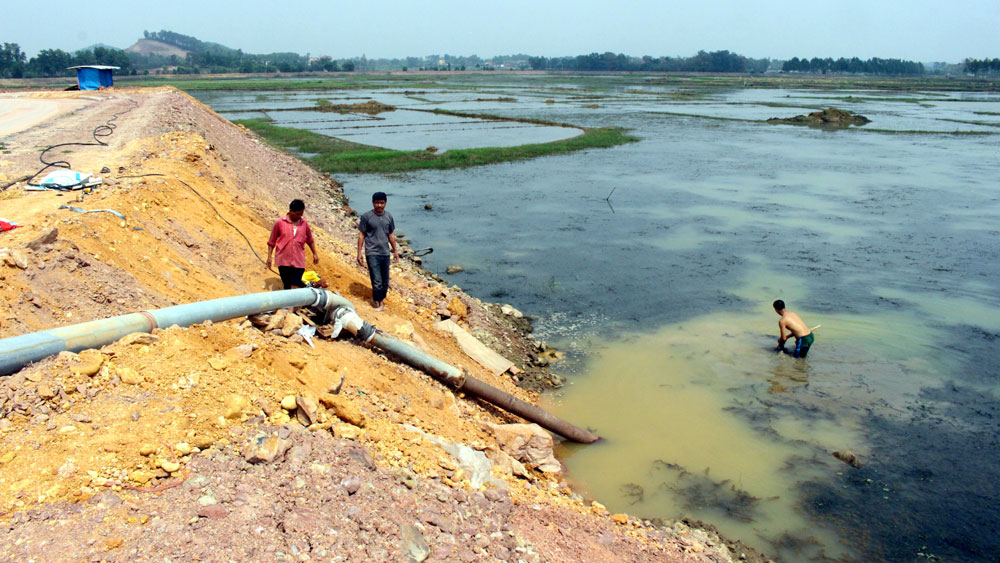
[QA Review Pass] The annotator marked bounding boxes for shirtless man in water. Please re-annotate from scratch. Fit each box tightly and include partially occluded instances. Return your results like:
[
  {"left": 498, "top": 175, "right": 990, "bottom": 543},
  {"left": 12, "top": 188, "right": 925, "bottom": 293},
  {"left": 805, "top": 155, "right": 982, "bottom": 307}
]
[{"left": 774, "top": 299, "right": 815, "bottom": 358}]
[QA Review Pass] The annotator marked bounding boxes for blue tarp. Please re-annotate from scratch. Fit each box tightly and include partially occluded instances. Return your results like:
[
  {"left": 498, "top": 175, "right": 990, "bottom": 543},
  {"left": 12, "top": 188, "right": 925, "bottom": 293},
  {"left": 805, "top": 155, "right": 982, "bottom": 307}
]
[{"left": 76, "top": 67, "right": 114, "bottom": 90}]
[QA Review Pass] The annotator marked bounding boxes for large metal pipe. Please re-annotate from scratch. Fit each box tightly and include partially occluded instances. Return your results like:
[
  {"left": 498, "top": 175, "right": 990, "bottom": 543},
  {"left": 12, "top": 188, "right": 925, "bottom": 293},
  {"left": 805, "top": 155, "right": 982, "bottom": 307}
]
[
  {"left": 366, "top": 331, "right": 599, "bottom": 443},
  {"left": 0, "top": 289, "right": 599, "bottom": 443},
  {"left": 0, "top": 288, "right": 336, "bottom": 376}
]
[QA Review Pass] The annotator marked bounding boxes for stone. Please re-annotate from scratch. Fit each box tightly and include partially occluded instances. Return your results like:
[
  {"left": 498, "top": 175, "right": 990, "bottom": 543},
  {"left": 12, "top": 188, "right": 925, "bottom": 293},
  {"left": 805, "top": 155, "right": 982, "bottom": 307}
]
[
  {"left": 130, "top": 470, "right": 155, "bottom": 484},
  {"left": 223, "top": 394, "right": 250, "bottom": 419},
  {"left": 5, "top": 250, "right": 28, "bottom": 269},
  {"left": 71, "top": 350, "right": 104, "bottom": 377},
  {"left": 174, "top": 443, "right": 192, "bottom": 456},
  {"left": 139, "top": 444, "right": 157, "bottom": 456},
  {"left": 612, "top": 513, "right": 629, "bottom": 525},
  {"left": 197, "top": 504, "right": 227, "bottom": 519},
  {"left": 295, "top": 396, "right": 319, "bottom": 426},
  {"left": 36, "top": 384, "right": 57, "bottom": 400},
  {"left": 280, "top": 395, "right": 298, "bottom": 411},
  {"left": 69, "top": 413, "right": 91, "bottom": 423},
  {"left": 26, "top": 228, "right": 58, "bottom": 251},
  {"left": 264, "top": 309, "right": 288, "bottom": 332},
  {"left": 280, "top": 313, "right": 304, "bottom": 337},
  {"left": 487, "top": 423, "right": 562, "bottom": 473},
  {"left": 118, "top": 333, "right": 159, "bottom": 346},
  {"left": 158, "top": 460, "right": 181, "bottom": 473},
  {"left": 191, "top": 435, "right": 214, "bottom": 450},
  {"left": 226, "top": 344, "right": 256, "bottom": 359},
  {"left": 319, "top": 394, "right": 366, "bottom": 427},
  {"left": 400, "top": 523, "right": 430, "bottom": 563},
  {"left": 118, "top": 366, "right": 143, "bottom": 385},
  {"left": 332, "top": 423, "right": 362, "bottom": 440},
  {"left": 207, "top": 357, "right": 230, "bottom": 371},
  {"left": 341, "top": 476, "right": 361, "bottom": 495},
  {"left": 445, "top": 265, "right": 464, "bottom": 275},
  {"left": 832, "top": 450, "right": 863, "bottom": 468},
  {"left": 447, "top": 297, "right": 468, "bottom": 319},
  {"left": 244, "top": 432, "right": 292, "bottom": 464}
]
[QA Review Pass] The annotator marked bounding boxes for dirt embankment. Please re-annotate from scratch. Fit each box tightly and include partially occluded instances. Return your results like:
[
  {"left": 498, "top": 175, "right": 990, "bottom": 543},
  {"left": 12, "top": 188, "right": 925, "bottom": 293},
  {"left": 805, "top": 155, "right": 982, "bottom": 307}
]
[
  {"left": 0, "top": 88, "right": 749, "bottom": 562},
  {"left": 766, "top": 106, "right": 871, "bottom": 127}
]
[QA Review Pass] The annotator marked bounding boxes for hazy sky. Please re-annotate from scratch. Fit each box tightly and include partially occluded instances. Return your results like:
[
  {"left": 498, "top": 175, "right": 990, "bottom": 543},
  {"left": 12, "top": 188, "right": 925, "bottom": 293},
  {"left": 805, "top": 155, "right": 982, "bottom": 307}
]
[{"left": 3, "top": 0, "right": 997, "bottom": 63}]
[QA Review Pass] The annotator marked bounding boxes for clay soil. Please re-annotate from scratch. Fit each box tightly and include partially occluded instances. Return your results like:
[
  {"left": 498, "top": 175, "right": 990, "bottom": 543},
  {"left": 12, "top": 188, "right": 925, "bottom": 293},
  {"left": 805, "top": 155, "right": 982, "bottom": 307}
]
[{"left": 0, "top": 88, "right": 755, "bottom": 562}]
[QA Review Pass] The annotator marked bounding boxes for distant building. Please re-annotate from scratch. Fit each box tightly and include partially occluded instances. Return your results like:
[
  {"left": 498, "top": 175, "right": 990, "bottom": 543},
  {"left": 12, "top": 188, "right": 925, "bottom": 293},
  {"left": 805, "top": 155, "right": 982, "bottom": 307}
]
[{"left": 68, "top": 65, "right": 120, "bottom": 90}]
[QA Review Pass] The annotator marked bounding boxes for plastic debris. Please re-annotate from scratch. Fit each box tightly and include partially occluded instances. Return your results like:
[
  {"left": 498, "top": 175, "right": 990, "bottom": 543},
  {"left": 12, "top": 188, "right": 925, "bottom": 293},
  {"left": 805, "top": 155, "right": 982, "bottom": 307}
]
[
  {"left": 0, "top": 219, "right": 20, "bottom": 232},
  {"left": 405, "top": 424, "right": 504, "bottom": 489},
  {"left": 58, "top": 205, "right": 126, "bottom": 220},
  {"left": 32, "top": 169, "right": 102, "bottom": 191},
  {"left": 296, "top": 324, "right": 317, "bottom": 348}
]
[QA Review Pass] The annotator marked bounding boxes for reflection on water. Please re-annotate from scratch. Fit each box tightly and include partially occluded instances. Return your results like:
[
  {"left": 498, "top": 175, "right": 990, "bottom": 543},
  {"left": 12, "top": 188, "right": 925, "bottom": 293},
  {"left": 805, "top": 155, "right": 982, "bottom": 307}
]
[{"left": 196, "top": 80, "right": 1000, "bottom": 561}]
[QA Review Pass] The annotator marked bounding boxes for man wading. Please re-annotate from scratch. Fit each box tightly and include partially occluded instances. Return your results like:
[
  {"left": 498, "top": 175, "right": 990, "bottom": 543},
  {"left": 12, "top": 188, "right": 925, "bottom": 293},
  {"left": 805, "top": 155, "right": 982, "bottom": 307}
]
[
  {"left": 774, "top": 299, "right": 815, "bottom": 358},
  {"left": 266, "top": 199, "right": 318, "bottom": 290},
  {"left": 357, "top": 191, "right": 399, "bottom": 311}
]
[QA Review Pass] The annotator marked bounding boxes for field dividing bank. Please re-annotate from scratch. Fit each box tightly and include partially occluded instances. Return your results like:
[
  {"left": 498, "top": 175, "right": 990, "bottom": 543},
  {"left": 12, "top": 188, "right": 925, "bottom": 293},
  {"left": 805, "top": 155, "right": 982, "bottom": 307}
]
[
  {"left": 235, "top": 113, "right": 638, "bottom": 174},
  {"left": 110, "top": 72, "right": 1000, "bottom": 94}
]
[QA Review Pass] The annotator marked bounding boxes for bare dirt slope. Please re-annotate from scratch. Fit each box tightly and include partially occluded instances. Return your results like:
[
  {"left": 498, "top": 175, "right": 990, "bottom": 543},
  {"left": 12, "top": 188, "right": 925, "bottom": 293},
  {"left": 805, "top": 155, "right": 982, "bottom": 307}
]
[{"left": 0, "top": 88, "right": 747, "bottom": 562}]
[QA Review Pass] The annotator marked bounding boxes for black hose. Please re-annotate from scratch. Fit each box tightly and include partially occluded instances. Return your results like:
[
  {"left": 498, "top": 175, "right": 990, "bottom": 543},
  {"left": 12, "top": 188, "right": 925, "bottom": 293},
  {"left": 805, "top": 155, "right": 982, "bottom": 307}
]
[
  {"left": 25, "top": 98, "right": 138, "bottom": 189},
  {"left": 174, "top": 178, "right": 276, "bottom": 274}
]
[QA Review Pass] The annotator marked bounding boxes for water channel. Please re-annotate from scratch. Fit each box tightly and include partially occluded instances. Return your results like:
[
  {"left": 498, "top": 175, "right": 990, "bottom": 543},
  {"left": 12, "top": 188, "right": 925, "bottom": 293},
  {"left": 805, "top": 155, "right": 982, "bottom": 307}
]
[{"left": 195, "top": 79, "right": 1000, "bottom": 562}]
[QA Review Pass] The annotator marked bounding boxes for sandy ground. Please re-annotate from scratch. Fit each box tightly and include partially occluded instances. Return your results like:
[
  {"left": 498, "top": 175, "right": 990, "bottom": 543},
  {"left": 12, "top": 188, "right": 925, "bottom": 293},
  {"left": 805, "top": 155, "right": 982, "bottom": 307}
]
[
  {"left": 0, "top": 87, "right": 759, "bottom": 562},
  {"left": 0, "top": 93, "right": 95, "bottom": 138}
]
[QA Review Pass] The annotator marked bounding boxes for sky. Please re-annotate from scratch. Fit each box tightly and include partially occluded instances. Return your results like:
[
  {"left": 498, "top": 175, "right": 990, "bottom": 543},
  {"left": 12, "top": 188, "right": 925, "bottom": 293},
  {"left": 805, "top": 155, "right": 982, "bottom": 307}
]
[{"left": 2, "top": 0, "right": 998, "bottom": 63}]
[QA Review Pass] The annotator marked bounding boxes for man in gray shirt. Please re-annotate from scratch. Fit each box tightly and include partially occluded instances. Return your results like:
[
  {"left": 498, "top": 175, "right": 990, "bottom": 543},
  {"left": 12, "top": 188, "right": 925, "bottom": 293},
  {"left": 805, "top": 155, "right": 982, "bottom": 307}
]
[{"left": 357, "top": 191, "right": 399, "bottom": 311}]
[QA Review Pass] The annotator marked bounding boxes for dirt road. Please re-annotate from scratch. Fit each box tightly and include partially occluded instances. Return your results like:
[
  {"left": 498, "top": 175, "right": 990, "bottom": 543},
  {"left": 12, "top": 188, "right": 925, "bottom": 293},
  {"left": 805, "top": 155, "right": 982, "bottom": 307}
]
[{"left": 0, "top": 93, "right": 93, "bottom": 138}]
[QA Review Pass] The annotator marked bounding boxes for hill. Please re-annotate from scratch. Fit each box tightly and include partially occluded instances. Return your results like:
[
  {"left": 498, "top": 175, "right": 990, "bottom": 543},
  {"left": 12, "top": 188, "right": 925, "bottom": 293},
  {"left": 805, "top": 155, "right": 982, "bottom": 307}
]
[{"left": 125, "top": 38, "right": 189, "bottom": 58}]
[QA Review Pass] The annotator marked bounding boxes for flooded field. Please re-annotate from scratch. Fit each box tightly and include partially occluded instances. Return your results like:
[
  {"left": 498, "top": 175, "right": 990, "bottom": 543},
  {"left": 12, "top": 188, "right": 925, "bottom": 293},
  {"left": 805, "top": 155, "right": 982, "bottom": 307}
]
[{"left": 196, "top": 78, "right": 1000, "bottom": 561}]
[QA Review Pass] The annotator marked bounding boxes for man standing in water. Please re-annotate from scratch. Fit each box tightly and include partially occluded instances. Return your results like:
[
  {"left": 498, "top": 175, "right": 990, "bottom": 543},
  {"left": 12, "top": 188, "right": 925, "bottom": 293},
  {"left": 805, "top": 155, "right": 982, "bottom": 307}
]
[
  {"left": 266, "top": 199, "right": 318, "bottom": 290},
  {"left": 357, "top": 191, "right": 398, "bottom": 311},
  {"left": 774, "top": 299, "right": 815, "bottom": 358}
]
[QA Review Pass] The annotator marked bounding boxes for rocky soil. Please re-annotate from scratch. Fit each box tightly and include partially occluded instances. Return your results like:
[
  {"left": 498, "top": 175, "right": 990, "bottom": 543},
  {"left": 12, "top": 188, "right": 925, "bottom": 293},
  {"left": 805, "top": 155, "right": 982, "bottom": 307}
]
[
  {"left": 0, "top": 88, "right": 759, "bottom": 562},
  {"left": 766, "top": 107, "right": 871, "bottom": 127}
]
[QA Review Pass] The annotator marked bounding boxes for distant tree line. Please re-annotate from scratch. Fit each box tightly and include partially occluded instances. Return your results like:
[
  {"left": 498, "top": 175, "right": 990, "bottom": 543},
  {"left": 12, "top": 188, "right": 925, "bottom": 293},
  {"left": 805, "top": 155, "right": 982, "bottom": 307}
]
[
  {"left": 527, "top": 50, "right": 771, "bottom": 73},
  {"left": 1, "top": 42, "right": 132, "bottom": 78},
  {"left": 781, "top": 56, "right": 924, "bottom": 75},
  {"left": 4, "top": 31, "right": 996, "bottom": 79},
  {"left": 964, "top": 58, "right": 1000, "bottom": 75}
]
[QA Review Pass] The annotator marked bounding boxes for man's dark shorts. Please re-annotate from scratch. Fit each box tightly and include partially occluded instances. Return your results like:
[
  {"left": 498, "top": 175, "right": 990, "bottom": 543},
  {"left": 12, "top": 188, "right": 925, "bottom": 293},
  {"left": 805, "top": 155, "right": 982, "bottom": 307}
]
[
  {"left": 795, "top": 333, "right": 815, "bottom": 358},
  {"left": 278, "top": 266, "right": 305, "bottom": 290}
]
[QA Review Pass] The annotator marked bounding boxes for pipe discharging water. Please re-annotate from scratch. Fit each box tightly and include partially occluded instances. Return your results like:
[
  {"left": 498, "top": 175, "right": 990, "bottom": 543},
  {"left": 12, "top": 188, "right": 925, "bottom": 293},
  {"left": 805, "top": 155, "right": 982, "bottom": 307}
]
[{"left": 0, "top": 288, "right": 598, "bottom": 443}]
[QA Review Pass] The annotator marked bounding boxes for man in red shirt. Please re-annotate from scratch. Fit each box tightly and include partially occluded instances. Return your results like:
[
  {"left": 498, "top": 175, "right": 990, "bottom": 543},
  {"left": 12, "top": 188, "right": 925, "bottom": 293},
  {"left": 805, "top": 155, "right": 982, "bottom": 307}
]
[{"left": 266, "top": 199, "right": 318, "bottom": 289}]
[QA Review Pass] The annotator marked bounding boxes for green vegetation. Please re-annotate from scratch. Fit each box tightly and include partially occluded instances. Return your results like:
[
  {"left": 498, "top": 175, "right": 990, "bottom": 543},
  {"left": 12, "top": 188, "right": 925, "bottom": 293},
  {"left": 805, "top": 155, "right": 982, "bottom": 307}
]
[
  {"left": 236, "top": 117, "right": 637, "bottom": 174},
  {"left": 782, "top": 56, "right": 924, "bottom": 75},
  {"left": 936, "top": 118, "right": 1000, "bottom": 128}
]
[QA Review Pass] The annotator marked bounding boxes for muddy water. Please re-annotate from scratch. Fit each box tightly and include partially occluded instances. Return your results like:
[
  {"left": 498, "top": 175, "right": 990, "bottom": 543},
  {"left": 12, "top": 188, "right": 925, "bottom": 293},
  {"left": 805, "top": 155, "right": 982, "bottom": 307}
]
[{"left": 199, "top": 82, "right": 1000, "bottom": 561}]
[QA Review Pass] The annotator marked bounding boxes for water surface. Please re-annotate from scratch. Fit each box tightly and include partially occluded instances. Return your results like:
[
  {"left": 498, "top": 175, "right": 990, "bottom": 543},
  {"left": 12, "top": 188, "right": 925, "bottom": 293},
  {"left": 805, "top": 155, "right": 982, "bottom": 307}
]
[{"left": 197, "top": 80, "right": 1000, "bottom": 561}]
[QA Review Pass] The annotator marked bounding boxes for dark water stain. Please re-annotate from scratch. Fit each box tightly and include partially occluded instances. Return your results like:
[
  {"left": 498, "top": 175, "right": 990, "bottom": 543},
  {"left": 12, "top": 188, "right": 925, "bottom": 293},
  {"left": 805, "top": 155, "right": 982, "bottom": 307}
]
[{"left": 799, "top": 383, "right": 1000, "bottom": 561}]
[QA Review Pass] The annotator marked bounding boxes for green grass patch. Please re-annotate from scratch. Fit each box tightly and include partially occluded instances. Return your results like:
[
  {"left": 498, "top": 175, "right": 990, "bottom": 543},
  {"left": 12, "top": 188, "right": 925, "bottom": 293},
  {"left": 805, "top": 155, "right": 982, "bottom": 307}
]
[
  {"left": 937, "top": 118, "right": 1000, "bottom": 128},
  {"left": 650, "top": 111, "right": 758, "bottom": 123},
  {"left": 236, "top": 117, "right": 638, "bottom": 174}
]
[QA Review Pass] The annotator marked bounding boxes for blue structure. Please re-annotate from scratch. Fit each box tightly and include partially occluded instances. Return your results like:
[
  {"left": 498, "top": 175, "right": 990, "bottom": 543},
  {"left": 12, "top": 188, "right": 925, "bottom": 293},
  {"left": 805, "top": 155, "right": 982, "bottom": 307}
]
[{"left": 67, "top": 65, "right": 119, "bottom": 90}]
